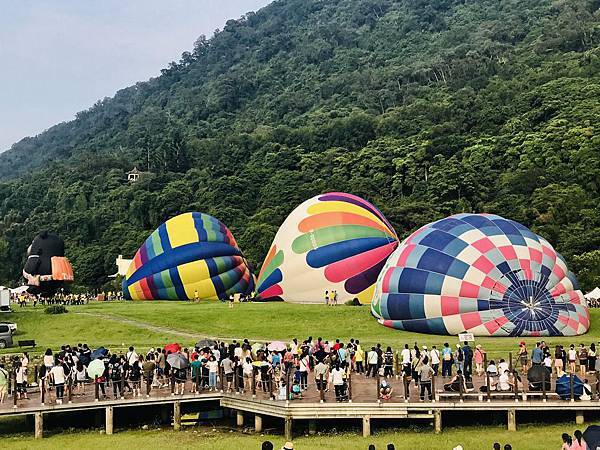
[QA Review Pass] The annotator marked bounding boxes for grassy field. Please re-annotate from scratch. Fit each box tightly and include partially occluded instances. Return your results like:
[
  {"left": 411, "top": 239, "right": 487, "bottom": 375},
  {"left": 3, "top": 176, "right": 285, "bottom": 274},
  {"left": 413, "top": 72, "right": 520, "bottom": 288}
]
[
  {"left": 0, "top": 302, "right": 596, "bottom": 448},
  {"left": 2, "top": 301, "right": 599, "bottom": 359},
  {"left": 0, "top": 421, "right": 584, "bottom": 450}
]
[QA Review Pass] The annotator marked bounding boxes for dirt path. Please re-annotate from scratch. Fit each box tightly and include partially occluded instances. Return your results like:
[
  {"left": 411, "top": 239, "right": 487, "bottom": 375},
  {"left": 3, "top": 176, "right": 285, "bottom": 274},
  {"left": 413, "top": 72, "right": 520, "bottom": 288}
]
[{"left": 75, "top": 311, "right": 267, "bottom": 342}]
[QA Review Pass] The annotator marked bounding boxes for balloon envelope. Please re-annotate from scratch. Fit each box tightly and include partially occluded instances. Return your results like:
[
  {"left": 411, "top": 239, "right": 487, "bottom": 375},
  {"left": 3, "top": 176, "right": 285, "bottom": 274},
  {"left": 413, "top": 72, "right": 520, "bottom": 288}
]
[
  {"left": 372, "top": 213, "right": 589, "bottom": 336},
  {"left": 123, "top": 212, "right": 254, "bottom": 301},
  {"left": 256, "top": 192, "right": 398, "bottom": 304}
]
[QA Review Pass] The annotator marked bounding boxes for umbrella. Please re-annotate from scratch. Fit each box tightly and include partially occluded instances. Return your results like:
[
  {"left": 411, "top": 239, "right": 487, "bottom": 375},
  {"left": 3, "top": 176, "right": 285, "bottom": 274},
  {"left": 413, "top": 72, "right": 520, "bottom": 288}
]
[
  {"left": 555, "top": 373, "right": 584, "bottom": 400},
  {"left": 527, "top": 365, "right": 551, "bottom": 391},
  {"left": 91, "top": 347, "right": 108, "bottom": 360},
  {"left": 196, "top": 339, "right": 216, "bottom": 349},
  {"left": 583, "top": 425, "right": 600, "bottom": 450},
  {"left": 167, "top": 353, "right": 189, "bottom": 370},
  {"left": 267, "top": 341, "right": 286, "bottom": 352},
  {"left": 251, "top": 342, "right": 263, "bottom": 354},
  {"left": 87, "top": 359, "right": 105, "bottom": 378},
  {"left": 164, "top": 343, "right": 181, "bottom": 354}
]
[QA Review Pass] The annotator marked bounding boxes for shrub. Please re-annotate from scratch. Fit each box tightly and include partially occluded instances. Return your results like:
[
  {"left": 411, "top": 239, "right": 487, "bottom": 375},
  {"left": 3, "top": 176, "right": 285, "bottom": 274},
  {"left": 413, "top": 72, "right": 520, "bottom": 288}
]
[{"left": 45, "top": 305, "right": 68, "bottom": 315}]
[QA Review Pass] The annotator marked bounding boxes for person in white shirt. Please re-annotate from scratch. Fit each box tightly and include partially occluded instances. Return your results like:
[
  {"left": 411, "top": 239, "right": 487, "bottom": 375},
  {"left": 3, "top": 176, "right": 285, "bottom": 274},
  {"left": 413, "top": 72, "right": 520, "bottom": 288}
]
[
  {"left": 581, "top": 379, "right": 592, "bottom": 401},
  {"left": 401, "top": 344, "right": 411, "bottom": 376},
  {"left": 498, "top": 359, "right": 509, "bottom": 374},
  {"left": 497, "top": 370, "right": 513, "bottom": 391},
  {"left": 50, "top": 362, "right": 66, "bottom": 404},
  {"left": 126, "top": 346, "right": 138, "bottom": 366},
  {"left": 329, "top": 364, "right": 345, "bottom": 402},
  {"left": 430, "top": 346, "right": 441, "bottom": 376}
]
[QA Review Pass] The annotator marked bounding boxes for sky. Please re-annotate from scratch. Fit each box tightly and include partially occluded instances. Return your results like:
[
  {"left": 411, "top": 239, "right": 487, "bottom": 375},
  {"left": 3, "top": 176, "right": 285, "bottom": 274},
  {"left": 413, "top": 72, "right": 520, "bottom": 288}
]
[{"left": 0, "top": 0, "right": 272, "bottom": 152}]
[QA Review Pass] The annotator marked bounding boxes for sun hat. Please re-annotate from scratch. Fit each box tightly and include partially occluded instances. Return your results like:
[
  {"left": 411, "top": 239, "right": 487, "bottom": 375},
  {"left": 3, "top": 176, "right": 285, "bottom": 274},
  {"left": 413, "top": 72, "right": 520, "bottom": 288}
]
[{"left": 282, "top": 442, "right": 294, "bottom": 450}]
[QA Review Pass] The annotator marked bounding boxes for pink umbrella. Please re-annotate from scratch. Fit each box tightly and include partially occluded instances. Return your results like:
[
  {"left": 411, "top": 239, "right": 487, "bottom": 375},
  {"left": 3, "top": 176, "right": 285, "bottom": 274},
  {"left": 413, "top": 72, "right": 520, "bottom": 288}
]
[{"left": 267, "top": 341, "right": 286, "bottom": 352}]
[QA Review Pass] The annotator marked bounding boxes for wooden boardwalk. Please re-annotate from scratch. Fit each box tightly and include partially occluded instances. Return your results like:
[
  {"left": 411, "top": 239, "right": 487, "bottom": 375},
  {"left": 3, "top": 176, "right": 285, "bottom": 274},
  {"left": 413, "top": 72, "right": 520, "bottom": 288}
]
[{"left": 1, "top": 370, "right": 597, "bottom": 439}]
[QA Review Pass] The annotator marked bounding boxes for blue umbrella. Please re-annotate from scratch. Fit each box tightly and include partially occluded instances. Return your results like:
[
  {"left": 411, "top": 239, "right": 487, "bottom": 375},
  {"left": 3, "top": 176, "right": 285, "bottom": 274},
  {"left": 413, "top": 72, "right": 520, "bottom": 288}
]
[
  {"left": 91, "top": 346, "right": 108, "bottom": 360},
  {"left": 555, "top": 374, "right": 583, "bottom": 400}
]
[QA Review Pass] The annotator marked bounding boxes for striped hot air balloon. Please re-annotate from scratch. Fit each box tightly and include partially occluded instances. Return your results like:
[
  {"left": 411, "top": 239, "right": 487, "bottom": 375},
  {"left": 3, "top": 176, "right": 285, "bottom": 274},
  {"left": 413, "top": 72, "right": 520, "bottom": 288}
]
[
  {"left": 256, "top": 192, "right": 399, "bottom": 304},
  {"left": 123, "top": 212, "right": 254, "bottom": 301},
  {"left": 372, "top": 213, "right": 590, "bottom": 336}
]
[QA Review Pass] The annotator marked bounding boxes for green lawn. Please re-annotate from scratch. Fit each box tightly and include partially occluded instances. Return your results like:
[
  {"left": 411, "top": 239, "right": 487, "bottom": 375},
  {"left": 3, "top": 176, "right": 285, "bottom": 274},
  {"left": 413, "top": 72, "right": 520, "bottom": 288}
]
[
  {"left": 1, "top": 302, "right": 596, "bottom": 448},
  {"left": 2, "top": 301, "right": 599, "bottom": 360},
  {"left": 0, "top": 422, "right": 585, "bottom": 450}
]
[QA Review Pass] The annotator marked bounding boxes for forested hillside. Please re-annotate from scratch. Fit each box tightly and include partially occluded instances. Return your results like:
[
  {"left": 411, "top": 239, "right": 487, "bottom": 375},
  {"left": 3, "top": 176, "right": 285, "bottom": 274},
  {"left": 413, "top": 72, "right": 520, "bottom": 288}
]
[{"left": 0, "top": 0, "right": 598, "bottom": 290}]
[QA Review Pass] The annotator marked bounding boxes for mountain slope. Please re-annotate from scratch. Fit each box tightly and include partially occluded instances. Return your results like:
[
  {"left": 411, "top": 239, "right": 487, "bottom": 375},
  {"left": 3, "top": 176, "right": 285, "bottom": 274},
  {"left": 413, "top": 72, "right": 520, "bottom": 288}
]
[{"left": 0, "top": 0, "right": 598, "bottom": 290}]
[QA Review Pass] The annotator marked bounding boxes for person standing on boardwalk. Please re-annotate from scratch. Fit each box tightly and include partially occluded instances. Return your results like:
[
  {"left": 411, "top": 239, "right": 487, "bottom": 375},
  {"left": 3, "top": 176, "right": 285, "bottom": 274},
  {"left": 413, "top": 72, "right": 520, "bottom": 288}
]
[
  {"left": 430, "top": 345, "right": 440, "bottom": 376},
  {"left": 419, "top": 357, "right": 434, "bottom": 401},
  {"left": 518, "top": 341, "right": 528, "bottom": 374},
  {"left": 441, "top": 343, "right": 453, "bottom": 377}
]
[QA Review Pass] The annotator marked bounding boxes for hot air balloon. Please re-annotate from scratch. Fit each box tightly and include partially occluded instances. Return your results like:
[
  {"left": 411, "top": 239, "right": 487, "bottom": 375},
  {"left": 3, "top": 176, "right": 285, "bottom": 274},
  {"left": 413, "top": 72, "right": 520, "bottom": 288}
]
[
  {"left": 23, "top": 231, "right": 74, "bottom": 297},
  {"left": 371, "top": 213, "right": 589, "bottom": 336},
  {"left": 256, "top": 192, "right": 398, "bottom": 304},
  {"left": 123, "top": 212, "right": 254, "bottom": 301}
]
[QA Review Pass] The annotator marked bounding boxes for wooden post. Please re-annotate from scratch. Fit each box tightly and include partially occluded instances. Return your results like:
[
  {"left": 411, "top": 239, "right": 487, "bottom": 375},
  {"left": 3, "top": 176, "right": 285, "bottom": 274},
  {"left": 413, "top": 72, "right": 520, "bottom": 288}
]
[
  {"left": 269, "top": 372, "right": 274, "bottom": 400},
  {"left": 376, "top": 372, "right": 380, "bottom": 402},
  {"left": 507, "top": 409, "right": 517, "bottom": 431},
  {"left": 320, "top": 374, "right": 325, "bottom": 403},
  {"left": 285, "top": 369, "right": 291, "bottom": 402},
  {"left": 40, "top": 378, "right": 45, "bottom": 405},
  {"left": 219, "top": 366, "right": 224, "bottom": 393},
  {"left": 362, "top": 415, "right": 371, "bottom": 437},
  {"left": 173, "top": 401, "right": 181, "bottom": 431},
  {"left": 13, "top": 369, "right": 17, "bottom": 408},
  {"left": 576, "top": 411, "right": 584, "bottom": 425},
  {"left": 68, "top": 376, "right": 73, "bottom": 403},
  {"left": 284, "top": 416, "right": 293, "bottom": 440},
  {"left": 254, "top": 414, "right": 263, "bottom": 432},
  {"left": 34, "top": 411, "right": 43, "bottom": 439},
  {"left": 513, "top": 371, "right": 519, "bottom": 402},
  {"left": 252, "top": 368, "right": 256, "bottom": 398},
  {"left": 509, "top": 352, "right": 513, "bottom": 372},
  {"left": 105, "top": 406, "right": 114, "bottom": 435},
  {"left": 542, "top": 369, "right": 547, "bottom": 402},
  {"left": 395, "top": 351, "right": 400, "bottom": 380},
  {"left": 171, "top": 371, "right": 175, "bottom": 395},
  {"left": 120, "top": 371, "right": 125, "bottom": 399},
  {"left": 236, "top": 410, "right": 244, "bottom": 427},
  {"left": 348, "top": 371, "right": 353, "bottom": 402},
  {"left": 486, "top": 370, "right": 491, "bottom": 402},
  {"left": 195, "top": 368, "right": 199, "bottom": 394},
  {"left": 431, "top": 372, "right": 436, "bottom": 402},
  {"left": 95, "top": 377, "right": 99, "bottom": 401},
  {"left": 34, "top": 365, "right": 38, "bottom": 384},
  {"left": 570, "top": 373, "right": 575, "bottom": 402},
  {"left": 434, "top": 409, "right": 442, "bottom": 434},
  {"left": 308, "top": 419, "right": 317, "bottom": 435}
]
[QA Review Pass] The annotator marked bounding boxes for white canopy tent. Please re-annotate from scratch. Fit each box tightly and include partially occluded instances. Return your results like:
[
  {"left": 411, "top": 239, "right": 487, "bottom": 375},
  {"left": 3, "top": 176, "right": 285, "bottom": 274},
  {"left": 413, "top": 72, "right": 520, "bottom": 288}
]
[{"left": 585, "top": 287, "right": 600, "bottom": 301}]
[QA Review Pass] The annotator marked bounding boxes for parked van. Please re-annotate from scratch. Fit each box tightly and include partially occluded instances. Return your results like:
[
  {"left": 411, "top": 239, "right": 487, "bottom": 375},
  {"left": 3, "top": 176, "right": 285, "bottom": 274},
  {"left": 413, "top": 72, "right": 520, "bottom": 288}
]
[{"left": 0, "top": 323, "right": 13, "bottom": 348}]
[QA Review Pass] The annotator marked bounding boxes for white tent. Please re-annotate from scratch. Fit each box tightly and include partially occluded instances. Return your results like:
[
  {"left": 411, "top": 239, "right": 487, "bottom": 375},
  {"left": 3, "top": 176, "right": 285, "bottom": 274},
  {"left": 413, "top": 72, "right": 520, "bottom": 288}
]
[
  {"left": 584, "top": 287, "right": 600, "bottom": 301},
  {"left": 10, "top": 286, "right": 29, "bottom": 294}
]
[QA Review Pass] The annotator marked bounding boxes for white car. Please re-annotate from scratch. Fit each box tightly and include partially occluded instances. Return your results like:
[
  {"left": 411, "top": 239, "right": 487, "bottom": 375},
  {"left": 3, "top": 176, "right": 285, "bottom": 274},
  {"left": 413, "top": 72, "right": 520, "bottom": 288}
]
[{"left": 0, "top": 321, "right": 17, "bottom": 332}]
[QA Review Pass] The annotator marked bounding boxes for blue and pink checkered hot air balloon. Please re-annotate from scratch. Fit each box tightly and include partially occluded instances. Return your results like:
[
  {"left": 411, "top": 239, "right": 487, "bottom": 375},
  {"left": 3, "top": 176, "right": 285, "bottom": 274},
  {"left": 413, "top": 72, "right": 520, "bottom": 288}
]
[{"left": 371, "top": 213, "right": 589, "bottom": 336}]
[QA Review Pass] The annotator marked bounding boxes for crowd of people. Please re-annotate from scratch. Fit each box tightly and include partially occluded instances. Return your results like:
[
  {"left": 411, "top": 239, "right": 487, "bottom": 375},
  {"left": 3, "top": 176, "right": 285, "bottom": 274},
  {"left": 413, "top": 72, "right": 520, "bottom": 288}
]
[{"left": 1, "top": 335, "right": 600, "bottom": 407}]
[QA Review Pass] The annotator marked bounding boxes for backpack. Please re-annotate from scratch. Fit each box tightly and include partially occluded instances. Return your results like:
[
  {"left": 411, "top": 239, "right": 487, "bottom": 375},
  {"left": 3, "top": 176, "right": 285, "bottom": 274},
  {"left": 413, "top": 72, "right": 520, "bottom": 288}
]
[
  {"left": 111, "top": 363, "right": 122, "bottom": 381},
  {"left": 457, "top": 348, "right": 464, "bottom": 362}
]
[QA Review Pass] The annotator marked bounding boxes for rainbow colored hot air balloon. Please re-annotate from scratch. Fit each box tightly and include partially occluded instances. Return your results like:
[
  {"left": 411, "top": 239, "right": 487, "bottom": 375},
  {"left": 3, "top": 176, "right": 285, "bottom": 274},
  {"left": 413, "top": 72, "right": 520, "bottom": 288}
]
[
  {"left": 256, "top": 192, "right": 398, "bottom": 304},
  {"left": 372, "top": 213, "right": 589, "bottom": 336},
  {"left": 123, "top": 212, "right": 254, "bottom": 301}
]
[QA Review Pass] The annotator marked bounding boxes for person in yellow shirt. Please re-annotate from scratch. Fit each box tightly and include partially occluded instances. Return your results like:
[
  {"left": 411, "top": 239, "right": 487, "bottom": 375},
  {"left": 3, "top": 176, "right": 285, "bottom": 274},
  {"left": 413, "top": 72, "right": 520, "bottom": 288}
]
[{"left": 355, "top": 340, "right": 364, "bottom": 374}]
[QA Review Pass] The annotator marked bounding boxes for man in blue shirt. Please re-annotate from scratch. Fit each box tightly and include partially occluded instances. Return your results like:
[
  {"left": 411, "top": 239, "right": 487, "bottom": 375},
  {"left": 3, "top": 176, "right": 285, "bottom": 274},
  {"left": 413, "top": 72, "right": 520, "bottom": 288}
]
[{"left": 531, "top": 342, "right": 544, "bottom": 365}]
